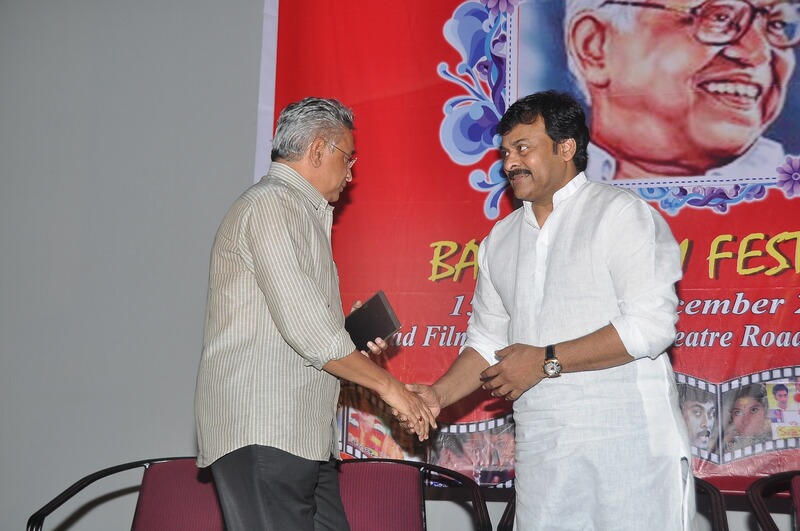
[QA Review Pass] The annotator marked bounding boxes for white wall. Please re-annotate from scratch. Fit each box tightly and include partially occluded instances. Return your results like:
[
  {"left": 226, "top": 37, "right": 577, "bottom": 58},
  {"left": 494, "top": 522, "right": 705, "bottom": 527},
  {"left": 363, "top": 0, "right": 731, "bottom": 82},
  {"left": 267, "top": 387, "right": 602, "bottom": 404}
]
[
  {"left": 0, "top": 1, "right": 262, "bottom": 528},
  {"left": 0, "top": 1, "right": 792, "bottom": 530}
]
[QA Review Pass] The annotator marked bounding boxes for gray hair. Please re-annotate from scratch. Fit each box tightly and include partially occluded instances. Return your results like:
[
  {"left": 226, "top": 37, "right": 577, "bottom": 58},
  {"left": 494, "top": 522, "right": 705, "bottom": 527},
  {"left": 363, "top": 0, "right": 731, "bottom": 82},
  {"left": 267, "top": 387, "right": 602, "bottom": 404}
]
[
  {"left": 270, "top": 97, "right": 355, "bottom": 162},
  {"left": 564, "top": 0, "right": 637, "bottom": 102}
]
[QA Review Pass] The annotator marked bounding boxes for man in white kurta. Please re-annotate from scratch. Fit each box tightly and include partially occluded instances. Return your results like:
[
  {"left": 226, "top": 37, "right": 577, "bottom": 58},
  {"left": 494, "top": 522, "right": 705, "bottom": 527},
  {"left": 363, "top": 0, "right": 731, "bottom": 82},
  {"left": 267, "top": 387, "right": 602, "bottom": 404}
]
[{"left": 408, "top": 91, "right": 696, "bottom": 530}]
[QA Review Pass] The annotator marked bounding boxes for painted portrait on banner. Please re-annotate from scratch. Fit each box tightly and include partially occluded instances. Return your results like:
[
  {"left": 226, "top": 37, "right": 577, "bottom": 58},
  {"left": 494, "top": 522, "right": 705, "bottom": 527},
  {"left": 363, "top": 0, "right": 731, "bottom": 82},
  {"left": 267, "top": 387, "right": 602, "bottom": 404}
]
[{"left": 512, "top": 0, "right": 800, "bottom": 198}]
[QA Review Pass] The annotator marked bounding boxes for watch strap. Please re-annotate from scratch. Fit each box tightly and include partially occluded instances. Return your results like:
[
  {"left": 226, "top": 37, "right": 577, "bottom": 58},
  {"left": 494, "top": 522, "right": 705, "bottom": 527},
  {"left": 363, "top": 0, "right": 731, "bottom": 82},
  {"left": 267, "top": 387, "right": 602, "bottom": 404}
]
[{"left": 545, "top": 344, "right": 556, "bottom": 361}]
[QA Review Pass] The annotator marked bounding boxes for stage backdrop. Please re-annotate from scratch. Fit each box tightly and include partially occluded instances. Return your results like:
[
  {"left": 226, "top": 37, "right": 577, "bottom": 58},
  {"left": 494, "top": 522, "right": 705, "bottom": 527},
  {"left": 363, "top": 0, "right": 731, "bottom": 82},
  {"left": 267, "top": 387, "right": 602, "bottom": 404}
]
[{"left": 263, "top": 0, "right": 800, "bottom": 492}]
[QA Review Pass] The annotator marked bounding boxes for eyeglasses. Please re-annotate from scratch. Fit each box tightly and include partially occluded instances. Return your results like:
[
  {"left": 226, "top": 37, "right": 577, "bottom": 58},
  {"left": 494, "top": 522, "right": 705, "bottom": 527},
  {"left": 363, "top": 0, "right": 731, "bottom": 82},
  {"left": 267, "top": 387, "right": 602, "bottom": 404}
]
[
  {"left": 601, "top": 0, "right": 800, "bottom": 48},
  {"left": 324, "top": 140, "right": 357, "bottom": 169}
]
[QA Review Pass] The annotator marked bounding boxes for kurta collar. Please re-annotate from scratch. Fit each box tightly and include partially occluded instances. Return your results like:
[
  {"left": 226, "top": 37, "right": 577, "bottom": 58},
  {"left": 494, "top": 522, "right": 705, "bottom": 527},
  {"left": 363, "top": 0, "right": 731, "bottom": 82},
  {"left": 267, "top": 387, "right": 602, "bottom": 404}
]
[
  {"left": 552, "top": 172, "right": 586, "bottom": 207},
  {"left": 522, "top": 172, "right": 587, "bottom": 228},
  {"left": 262, "top": 162, "right": 333, "bottom": 212}
]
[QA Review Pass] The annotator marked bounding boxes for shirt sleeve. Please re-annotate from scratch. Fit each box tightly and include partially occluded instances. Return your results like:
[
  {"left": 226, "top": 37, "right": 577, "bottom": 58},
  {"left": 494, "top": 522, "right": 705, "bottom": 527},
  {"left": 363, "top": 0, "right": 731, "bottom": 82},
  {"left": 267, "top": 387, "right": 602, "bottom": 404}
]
[
  {"left": 244, "top": 191, "right": 355, "bottom": 369},
  {"left": 606, "top": 199, "right": 682, "bottom": 360},
  {"left": 461, "top": 236, "right": 510, "bottom": 366}
]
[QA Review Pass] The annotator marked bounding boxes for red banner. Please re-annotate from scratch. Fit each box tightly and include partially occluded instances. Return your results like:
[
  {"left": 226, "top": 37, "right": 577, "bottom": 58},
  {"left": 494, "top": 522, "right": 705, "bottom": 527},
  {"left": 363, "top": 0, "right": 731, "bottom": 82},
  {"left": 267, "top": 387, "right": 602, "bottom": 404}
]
[{"left": 272, "top": 0, "right": 800, "bottom": 491}]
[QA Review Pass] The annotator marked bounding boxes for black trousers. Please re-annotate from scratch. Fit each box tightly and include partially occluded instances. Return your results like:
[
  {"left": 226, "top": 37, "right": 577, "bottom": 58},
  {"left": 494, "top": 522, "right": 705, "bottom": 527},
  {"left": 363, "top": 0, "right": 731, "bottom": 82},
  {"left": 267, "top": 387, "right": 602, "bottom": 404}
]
[{"left": 210, "top": 444, "right": 350, "bottom": 531}]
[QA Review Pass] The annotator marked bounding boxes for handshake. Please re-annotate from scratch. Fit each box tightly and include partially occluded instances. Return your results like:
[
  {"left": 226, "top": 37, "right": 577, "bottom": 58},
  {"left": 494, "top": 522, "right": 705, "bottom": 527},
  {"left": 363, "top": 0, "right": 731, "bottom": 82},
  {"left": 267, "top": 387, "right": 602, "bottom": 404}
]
[
  {"left": 354, "top": 300, "right": 545, "bottom": 441},
  {"left": 381, "top": 381, "right": 443, "bottom": 442},
  {"left": 362, "top": 338, "right": 547, "bottom": 441},
  {"left": 358, "top": 337, "right": 441, "bottom": 441}
]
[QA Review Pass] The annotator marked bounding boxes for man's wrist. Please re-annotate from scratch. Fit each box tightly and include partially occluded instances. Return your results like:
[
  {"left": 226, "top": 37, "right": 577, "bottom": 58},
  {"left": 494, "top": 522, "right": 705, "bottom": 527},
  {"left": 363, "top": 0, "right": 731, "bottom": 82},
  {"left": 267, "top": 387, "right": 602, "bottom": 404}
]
[
  {"left": 430, "top": 383, "right": 448, "bottom": 409},
  {"left": 542, "top": 344, "right": 563, "bottom": 378}
]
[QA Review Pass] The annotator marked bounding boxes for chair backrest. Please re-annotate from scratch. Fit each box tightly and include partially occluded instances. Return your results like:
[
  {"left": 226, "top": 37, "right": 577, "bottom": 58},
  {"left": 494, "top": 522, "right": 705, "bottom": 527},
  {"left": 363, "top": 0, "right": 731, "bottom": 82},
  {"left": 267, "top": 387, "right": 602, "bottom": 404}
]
[
  {"left": 339, "top": 460, "right": 426, "bottom": 531},
  {"left": 694, "top": 476, "right": 729, "bottom": 531},
  {"left": 746, "top": 470, "right": 800, "bottom": 531},
  {"left": 27, "top": 457, "right": 224, "bottom": 531},
  {"left": 338, "top": 458, "right": 492, "bottom": 531},
  {"left": 496, "top": 491, "right": 515, "bottom": 531},
  {"left": 132, "top": 458, "right": 224, "bottom": 531}
]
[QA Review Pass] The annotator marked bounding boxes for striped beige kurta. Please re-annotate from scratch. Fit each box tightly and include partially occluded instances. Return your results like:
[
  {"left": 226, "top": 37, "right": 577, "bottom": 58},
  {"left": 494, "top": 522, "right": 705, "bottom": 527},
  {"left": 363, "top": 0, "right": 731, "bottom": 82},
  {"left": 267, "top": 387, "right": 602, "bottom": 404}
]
[{"left": 195, "top": 163, "right": 356, "bottom": 467}]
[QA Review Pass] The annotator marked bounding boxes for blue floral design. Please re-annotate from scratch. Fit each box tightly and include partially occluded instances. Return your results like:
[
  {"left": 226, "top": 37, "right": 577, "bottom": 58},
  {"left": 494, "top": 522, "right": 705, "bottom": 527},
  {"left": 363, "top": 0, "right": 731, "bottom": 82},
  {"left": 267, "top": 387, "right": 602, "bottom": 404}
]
[
  {"left": 481, "top": 0, "right": 519, "bottom": 16},
  {"left": 776, "top": 156, "right": 800, "bottom": 197},
  {"left": 469, "top": 161, "right": 508, "bottom": 219},
  {"left": 639, "top": 184, "right": 769, "bottom": 215},
  {"left": 636, "top": 154, "right": 800, "bottom": 213},
  {"left": 439, "top": 1, "right": 510, "bottom": 218}
]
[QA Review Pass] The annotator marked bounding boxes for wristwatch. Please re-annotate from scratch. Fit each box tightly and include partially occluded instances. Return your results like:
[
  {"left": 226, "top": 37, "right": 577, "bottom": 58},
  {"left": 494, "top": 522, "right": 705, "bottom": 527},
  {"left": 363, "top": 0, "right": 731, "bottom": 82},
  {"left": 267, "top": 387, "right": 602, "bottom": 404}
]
[{"left": 542, "top": 344, "right": 562, "bottom": 378}]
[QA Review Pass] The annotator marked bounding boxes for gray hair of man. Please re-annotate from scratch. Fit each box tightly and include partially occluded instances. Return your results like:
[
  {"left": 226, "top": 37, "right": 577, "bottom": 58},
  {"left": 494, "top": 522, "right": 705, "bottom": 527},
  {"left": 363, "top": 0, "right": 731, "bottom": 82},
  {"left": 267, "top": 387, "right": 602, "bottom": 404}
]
[
  {"left": 564, "top": 0, "right": 637, "bottom": 104},
  {"left": 270, "top": 97, "right": 355, "bottom": 162}
]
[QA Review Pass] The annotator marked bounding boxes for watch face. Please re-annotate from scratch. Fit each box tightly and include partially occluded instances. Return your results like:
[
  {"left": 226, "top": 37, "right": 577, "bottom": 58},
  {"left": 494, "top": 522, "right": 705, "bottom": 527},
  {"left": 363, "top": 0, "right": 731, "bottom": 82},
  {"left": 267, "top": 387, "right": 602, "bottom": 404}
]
[{"left": 543, "top": 359, "right": 562, "bottom": 377}]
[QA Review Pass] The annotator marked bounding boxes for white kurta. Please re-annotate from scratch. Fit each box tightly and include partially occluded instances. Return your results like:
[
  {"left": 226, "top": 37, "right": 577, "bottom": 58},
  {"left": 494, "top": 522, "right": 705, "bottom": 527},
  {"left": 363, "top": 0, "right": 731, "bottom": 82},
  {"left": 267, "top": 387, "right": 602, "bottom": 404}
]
[{"left": 464, "top": 173, "right": 696, "bottom": 530}]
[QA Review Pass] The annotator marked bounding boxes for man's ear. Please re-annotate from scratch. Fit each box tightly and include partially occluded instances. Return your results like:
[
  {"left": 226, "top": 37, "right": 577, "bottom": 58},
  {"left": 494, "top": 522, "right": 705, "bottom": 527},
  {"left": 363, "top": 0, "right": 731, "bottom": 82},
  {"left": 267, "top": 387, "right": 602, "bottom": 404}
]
[
  {"left": 308, "top": 137, "right": 327, "bottom": 168},
  {"left": 567, "top": 13, "right": 610, "bottom": 88},
  {"left": 559, "top": 138, "right": 577, "bottom": 162}
]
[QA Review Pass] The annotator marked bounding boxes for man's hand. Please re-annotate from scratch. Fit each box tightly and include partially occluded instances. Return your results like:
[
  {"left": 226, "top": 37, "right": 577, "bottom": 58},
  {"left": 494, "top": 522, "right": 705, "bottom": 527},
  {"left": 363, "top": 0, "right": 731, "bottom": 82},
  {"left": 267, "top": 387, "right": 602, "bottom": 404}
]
[
  {"left": 480, "top": 343, "right": 544, "bottom": 401},
  {"left": 361, "top": 337, "right": 388, "bottom": 357},
  {"left": 395, "top": 349, "right": 490, "bottom": 432},
  {"left": 395, "top": 383, "right": 443, "bottom": 433},
  {"left": 379, "top": 381, "right": 437, "bottom": 441},
  {"left": 405, "top": 383, "right": 443, "bottom": 419}
]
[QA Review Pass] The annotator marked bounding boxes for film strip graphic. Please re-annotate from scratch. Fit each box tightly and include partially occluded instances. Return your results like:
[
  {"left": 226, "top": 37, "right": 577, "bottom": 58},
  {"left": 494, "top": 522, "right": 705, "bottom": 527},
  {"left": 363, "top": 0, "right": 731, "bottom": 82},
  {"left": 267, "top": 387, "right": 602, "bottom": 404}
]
[
  {"left": 435, "top": 414, "right": 516, "bottom": 488},
  {"left": 676, "top": 373, "right": 721, "bottom": 464},
  {"left": 339, "top": 382, "right": 407, "bottom": 460},
  {"left": 677, "top": 367, "right": 800, "bottom": 464},
  {"left": 338, "top": 383, "right": 516, "bottom": 487}
]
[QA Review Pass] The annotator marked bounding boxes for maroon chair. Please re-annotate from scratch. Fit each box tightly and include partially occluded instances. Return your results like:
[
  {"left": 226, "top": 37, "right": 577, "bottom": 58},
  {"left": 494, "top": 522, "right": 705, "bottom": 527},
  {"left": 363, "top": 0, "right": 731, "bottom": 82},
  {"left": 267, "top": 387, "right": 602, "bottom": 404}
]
[
  {"left": 27, "top": 457, "right": 224, "bottom": 531},
  {"left": 496, "top": 490, "right": 515, "bottom": 531},
  {"left": 339, "top": 458, "right": 492, "bottom": 531},
  {"left": 746, "top": 470, "right": 800, "bottom": 531},
  {"left": 794, "top": 475, "right": 800, "bottom": 525},
  {"left": 695, "top": 476, "right": 730, "bottom": 531}
]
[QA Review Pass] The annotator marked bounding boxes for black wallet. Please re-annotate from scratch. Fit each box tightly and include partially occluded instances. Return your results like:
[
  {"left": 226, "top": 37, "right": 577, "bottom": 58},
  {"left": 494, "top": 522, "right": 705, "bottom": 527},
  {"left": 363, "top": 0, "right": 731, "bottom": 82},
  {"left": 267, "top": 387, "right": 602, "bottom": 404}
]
[{"left": 345, "top": 290, "right": 402, "bottom": 352}]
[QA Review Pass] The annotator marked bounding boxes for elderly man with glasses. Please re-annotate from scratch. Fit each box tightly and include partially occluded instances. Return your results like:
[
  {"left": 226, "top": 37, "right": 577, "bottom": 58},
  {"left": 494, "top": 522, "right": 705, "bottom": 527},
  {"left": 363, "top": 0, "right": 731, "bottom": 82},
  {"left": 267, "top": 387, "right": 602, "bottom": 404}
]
[
  {"left": 566, "top": 0, "right": 797, "bottom": 181},
  {"left": 195, "top": 97, "right": 435, "bottom": 531}
]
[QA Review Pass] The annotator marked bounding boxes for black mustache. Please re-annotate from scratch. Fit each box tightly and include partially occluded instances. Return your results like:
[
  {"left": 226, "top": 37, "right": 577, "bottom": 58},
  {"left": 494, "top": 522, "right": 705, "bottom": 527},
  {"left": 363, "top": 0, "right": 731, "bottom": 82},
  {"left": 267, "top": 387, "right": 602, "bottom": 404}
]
[{"left": 507, "top": 169, "right": 532, "bottom": 179}]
